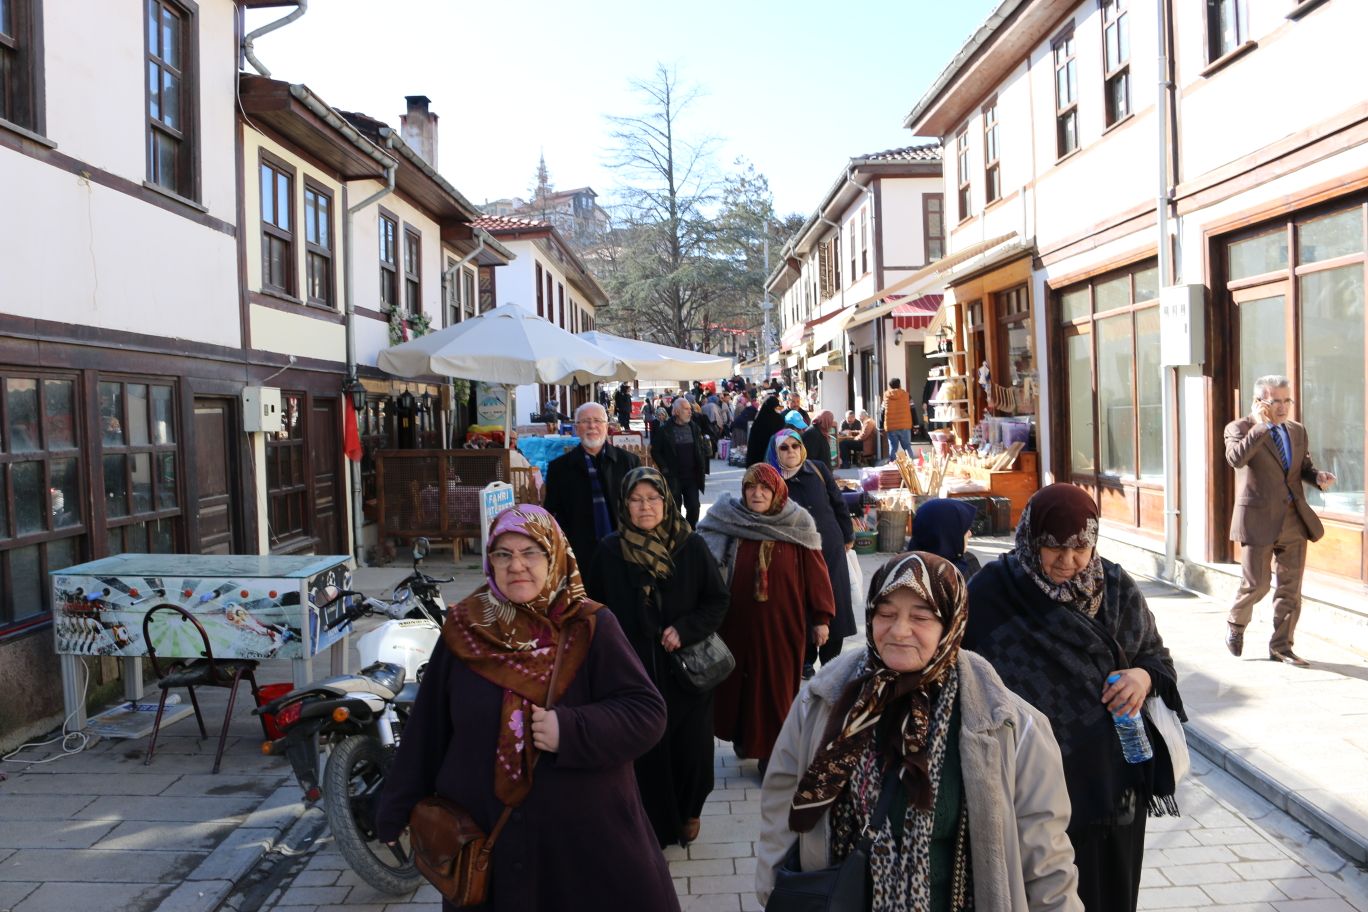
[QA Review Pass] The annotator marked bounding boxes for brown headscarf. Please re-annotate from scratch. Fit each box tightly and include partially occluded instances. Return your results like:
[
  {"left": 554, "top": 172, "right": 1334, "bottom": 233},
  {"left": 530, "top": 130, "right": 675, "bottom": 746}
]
[
  {"left": 443, "top": 505, "right": 600, "bottom": 805},
  {"left": 1012, "top": 482, "right": 1105, "bottom": 617},
  {"left": 616, "top": 466, "right": 691, "bottom": 589},
  {"left": 789, "top": 551, "right": 967, "bottom": 832},
  {"left": 742, "top": 463, "right": 789, "bottom": 602}
]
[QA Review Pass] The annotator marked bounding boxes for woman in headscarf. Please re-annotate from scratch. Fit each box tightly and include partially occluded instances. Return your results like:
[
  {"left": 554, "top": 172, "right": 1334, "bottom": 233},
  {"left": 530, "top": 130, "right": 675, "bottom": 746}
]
[
  {"left": 585, "top": 467, "right": 730, "bottom": 848},
  {"left": 757, "top": 552, "right": 1082, "bottom": 912},
  {"left": 810, "top": 409, "right": 839, "bottom": 468},
  {"left": 375, "top": 506, "right": 680, "bottom": 911},
  {"left": 965, "top": 484, "right": 1184, "bottom": 912},
  {"left": 697, "top": 464, "right": 836, "bottom": 772},
  {"left": 745, "top": 394, "right": 787, "bottom": 466},
  {"left": 909, "top": 498, "right": 983, "bottom": 582},
  {"left": 766, "top": 428, "right": 855, "bottom": 676}
]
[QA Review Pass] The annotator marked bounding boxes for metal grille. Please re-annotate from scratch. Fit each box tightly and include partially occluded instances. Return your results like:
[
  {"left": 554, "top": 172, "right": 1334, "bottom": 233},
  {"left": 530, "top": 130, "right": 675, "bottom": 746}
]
[{"left": 376, "top": 449, "right": 511, "bottom": 542}]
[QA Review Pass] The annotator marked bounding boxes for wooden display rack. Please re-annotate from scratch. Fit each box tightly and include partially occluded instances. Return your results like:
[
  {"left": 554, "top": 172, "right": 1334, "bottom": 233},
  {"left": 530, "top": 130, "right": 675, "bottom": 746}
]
[{"left": 955, "top": 451, "right": 1038, "bottom": 526}]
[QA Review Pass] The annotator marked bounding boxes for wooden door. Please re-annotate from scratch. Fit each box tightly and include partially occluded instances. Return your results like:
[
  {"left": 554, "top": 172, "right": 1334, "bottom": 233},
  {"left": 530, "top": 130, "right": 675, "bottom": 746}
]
[
  {"left": 193, "top": 397, "right": 238, "bottom": 554},
  {"left": 310, "top": 398, "right": 344, "bottom": 555}
]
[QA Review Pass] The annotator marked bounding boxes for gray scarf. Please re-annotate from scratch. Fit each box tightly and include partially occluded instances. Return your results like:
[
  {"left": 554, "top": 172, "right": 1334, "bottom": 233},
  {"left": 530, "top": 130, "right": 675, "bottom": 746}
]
[{"left": 696, "top": 493, "right": 822, "bottom": 581}]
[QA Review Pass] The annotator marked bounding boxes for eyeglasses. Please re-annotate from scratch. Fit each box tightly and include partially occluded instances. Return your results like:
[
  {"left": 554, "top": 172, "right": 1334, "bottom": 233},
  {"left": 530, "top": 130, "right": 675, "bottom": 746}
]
[
  {"left": 775, "top": 444, "right": 803, "bottom": 452},
  {"left": 1259, "top": 398, "right": 1295, "bottom": 407},
  {"left": 576, "top": 418, "right": 607, "bottom": 426},
  {"left": 627, "top": 495, "right": 665, "bottom": 508},
  {"left": 488, "top": 547, "right": 549, "bottom": 569}
]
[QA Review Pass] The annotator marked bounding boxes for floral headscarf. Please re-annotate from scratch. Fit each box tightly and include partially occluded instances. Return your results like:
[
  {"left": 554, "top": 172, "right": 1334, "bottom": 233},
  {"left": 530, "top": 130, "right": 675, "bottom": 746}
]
[
  {"left": 790, "top": 551, "right": 968, "bottom": 831},
  {"left": 443, "top": 506, "right": 601, "bottom": 805},
  {"left": 764, "top": 427, "right": 807, "bottom": 474},
  {"left": 616, "top": 466, "right": 691, "bottom": 588},
  {"left": 1012, "top": 483, "right": 1105, "bottom": 617}
]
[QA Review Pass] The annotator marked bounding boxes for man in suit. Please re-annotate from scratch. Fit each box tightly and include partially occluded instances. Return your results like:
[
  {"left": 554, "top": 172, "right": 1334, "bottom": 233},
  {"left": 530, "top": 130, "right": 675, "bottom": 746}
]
[
  {"left": 1224, "top": 374, "right": 1335, "bottom": 667},
  {"left": 543, "top": 402, "right": 640, "bottom": 568}
]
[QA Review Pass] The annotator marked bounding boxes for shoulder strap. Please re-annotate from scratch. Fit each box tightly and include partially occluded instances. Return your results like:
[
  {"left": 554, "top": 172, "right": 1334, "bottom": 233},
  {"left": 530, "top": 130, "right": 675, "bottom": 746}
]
[
  {"left": 856, "top": 767, "right": 904, "bottom": 850},
  {"left": 482, "top": 634, "right": 571, "bottom": 852}
]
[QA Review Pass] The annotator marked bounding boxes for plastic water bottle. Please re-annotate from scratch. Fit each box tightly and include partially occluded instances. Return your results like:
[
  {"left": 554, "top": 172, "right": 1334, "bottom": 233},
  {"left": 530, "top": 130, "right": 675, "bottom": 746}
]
[{"left": 1107, "top": 673, "right": 1153, "bottom": 763}]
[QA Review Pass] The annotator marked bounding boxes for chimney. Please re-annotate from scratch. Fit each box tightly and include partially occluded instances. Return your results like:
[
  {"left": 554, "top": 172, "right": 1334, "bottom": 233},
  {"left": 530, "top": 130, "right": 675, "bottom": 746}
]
[{"left": 400, "top": 95, "right": 439, "bottom": 166}]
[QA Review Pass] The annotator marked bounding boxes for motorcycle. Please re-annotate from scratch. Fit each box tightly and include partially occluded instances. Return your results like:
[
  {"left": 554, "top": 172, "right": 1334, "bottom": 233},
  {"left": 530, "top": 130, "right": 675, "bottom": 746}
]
[{"left": 255, "top": 537, "right": 449, "bottom": 895}]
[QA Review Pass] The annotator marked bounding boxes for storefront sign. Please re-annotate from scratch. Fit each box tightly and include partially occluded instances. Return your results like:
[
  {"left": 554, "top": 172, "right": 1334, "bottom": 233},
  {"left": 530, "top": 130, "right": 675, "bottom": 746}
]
[
  {"left": 479, "top": 482, "right": 516, "bottom": 557},
  {"left": 475, "top": 382, "right": 509, "bottom": 427}
]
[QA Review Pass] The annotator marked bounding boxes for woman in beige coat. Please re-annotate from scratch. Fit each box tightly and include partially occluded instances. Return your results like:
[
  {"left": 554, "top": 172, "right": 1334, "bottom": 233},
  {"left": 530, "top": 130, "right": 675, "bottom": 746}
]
[{"left": 757, "top": 551, "right": 1082, "bottom": 911}]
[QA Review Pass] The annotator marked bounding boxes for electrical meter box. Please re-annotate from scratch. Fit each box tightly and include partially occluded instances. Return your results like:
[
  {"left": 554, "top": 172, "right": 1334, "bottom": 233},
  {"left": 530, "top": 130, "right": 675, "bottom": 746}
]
[{"left": 242, "top": 386, "right": 283, "bottom": 432}]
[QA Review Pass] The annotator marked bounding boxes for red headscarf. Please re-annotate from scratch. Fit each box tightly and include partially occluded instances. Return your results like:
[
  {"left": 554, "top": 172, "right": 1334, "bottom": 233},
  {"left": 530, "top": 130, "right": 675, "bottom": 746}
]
[{"left": 741, "top": 463, "right": 791, "bottom": 600}]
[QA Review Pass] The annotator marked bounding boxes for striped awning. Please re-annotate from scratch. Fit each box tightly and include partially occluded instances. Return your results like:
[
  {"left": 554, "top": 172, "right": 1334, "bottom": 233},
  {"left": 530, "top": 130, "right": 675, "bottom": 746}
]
[{"left": 889, "top": 294, "right": 944, "bottom": 330}]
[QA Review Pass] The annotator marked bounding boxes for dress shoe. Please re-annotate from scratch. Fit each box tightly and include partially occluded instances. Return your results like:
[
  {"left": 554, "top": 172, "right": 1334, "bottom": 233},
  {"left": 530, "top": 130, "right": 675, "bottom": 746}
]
[
  {"left": 1225, "top": 624, "right": 1244, "bottom": 657},
  {"left": 679, "top": 817, "right": 701, "bottom": 846},
  {"left": 1269, "top": 649, "right": 1310, "bottom": 667}
]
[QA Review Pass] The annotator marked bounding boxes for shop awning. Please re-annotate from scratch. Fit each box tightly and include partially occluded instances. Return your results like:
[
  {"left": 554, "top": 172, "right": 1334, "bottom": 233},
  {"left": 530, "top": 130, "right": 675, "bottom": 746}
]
[
  {"left": 779, "top": 322, "right": 807, "bottom": 352},
  {"left": 890, "top": 294, "right": 943, "bottom": 330},
  {"left": 809, "top": 304, "right": 858, "bottom": 351},
  {"left": 846, "top": 232, "right": 1018, "bottom": 329}
]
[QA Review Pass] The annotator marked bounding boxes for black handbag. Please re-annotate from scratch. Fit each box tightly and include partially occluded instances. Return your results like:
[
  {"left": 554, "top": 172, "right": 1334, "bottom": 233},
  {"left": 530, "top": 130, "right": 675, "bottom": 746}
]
[
  {"left": 668, "top": 632, "right": 736, "bottom": 692},
  {"left": 766, "top": 770, "right": 901, "bottom": 912}
]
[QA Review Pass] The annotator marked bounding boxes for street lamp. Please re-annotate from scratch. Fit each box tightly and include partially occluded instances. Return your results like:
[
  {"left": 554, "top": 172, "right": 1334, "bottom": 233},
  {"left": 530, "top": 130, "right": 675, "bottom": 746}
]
[{"left": 344, "top": 375, "right": 367, "bottom": 412}]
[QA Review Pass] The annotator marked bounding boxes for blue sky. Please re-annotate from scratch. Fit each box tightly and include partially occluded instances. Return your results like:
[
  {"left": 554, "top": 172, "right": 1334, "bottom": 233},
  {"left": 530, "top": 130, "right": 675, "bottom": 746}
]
[{"left": 246, "top": 0, "right": 999, "bottom": 216}]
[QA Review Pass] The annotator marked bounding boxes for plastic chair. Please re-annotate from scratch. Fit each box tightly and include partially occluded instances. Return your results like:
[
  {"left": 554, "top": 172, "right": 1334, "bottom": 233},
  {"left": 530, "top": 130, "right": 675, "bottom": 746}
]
[{"left": 141, "top": 604, "right": 262, "bottom": 774}]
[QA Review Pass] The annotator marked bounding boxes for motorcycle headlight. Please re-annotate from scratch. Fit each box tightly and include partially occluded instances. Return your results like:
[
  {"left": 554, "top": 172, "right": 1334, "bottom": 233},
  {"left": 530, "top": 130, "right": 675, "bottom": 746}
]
[{"left": 362, "top": 661, "right": 405, "bottom": 693}]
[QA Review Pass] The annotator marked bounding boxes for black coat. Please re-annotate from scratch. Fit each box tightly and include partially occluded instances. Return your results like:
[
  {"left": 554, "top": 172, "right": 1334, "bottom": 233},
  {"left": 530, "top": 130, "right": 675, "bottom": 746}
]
[
  {"left": 543, "top": 444, "right": 640, "bottom": 569},
  {"left": 746, "top": 399, "right": 786, "bottom": 466},
  {"left": 801, "top": 425, "right": 831, "bottom": 468},
  {"left": 784, "top": 461, "right": 856, "bottom": 639},
  {"left": 651, "top": 419, "right": 709, "bottom": 492},
  {"left": 374, "top": 610, "right": 679, "bottom": 911}
]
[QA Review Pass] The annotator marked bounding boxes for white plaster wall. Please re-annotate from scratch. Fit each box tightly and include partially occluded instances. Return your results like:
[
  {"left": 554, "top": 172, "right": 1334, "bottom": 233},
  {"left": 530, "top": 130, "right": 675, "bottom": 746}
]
[
  {"left": 0, "top": 152, "right": 240, "bottom": 346},
  {"left": 350, "top": 184, "right": 442, "bottom": 370},
  {"left": 1173, "top": 1, "right": 1366, "bottom": 180},
  {"left": 43, "top": 0, "right": 238, "bottom": 222},
  {"left": 879, "top": 178, "right": 940, "bottom": 269},
  {"left": 249, "top": 305, "right": 345, "bottom": 361}
]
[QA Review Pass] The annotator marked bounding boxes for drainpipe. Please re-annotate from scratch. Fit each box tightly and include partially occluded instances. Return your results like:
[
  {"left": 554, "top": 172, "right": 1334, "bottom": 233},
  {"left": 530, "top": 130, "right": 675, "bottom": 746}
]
[
  {"left": 241, "top": 0, "right": 307, "bottom": 77},
  {"left": 1157, "top": 0, "right": 1179, "bottom": 581}
]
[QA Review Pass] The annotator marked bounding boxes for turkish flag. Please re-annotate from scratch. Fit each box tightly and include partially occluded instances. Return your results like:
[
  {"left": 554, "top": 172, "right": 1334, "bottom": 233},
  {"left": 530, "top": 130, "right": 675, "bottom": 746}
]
[{"left": 343, "top": 404, "right": 363, "bottom": 462}]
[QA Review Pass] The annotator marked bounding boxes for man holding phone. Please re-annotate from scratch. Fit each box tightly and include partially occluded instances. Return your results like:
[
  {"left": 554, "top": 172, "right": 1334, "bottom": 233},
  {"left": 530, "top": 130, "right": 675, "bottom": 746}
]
[{"left": 1224, "top": 374, "right": 1335, "bottom": 667}]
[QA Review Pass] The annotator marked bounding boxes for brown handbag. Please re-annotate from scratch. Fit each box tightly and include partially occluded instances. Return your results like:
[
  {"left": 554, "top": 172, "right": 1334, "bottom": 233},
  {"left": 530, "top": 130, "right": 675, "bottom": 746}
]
[{"left": 407, "top": 636, "right": 568, "bottom": 906}]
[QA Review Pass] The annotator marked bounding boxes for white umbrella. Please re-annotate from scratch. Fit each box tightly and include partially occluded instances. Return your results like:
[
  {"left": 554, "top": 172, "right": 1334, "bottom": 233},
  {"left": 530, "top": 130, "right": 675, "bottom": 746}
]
[
  {"left": 578, "top": 330, "right": 733, "bottom": 383},
  {"left": 378, "top": 303, "right": 636, "bottom": 443}
]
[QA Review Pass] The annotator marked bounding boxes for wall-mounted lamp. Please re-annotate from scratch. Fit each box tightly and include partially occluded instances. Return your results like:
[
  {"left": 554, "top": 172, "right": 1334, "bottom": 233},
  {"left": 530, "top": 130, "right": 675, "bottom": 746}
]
[
  {"left": 344, "top": 375, "right": 367, "bottom": 413},
  {"left": 893, "top": 328, "right": 904, "bottom": 346}
]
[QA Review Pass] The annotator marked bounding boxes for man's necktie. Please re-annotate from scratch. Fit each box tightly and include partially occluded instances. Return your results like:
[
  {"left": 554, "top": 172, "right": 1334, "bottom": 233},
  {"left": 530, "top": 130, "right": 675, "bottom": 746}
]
[{"left": 1273, "top": 425, "right": 1291, "bottom": 471}]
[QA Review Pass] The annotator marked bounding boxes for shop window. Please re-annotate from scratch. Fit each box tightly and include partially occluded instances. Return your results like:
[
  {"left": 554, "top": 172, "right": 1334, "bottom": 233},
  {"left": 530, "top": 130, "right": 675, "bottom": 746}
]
[
  {"left": 993, "top": 286, "right": 1036, "bottom": 414},
  {"left": 0, "top": 374, "right": 84, "bottom": 632},
  {"left": 99, "top": 379, "right": 181, "bottom": 555},
  {"left": 266, "top": 392, "right": 308, "bottom": 548},
  {"left": 1057, "top": 261, "right": 1161, "bottom": 482},
  {"left": 1102, "top": 0, "right": 1131, "bottom": 125}
]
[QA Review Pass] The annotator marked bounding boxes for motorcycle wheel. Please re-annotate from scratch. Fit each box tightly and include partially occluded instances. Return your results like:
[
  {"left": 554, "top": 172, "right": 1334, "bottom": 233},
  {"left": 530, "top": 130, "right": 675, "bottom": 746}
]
[{"left": 323, "top": 735, "right": 423, "bottom": 895}]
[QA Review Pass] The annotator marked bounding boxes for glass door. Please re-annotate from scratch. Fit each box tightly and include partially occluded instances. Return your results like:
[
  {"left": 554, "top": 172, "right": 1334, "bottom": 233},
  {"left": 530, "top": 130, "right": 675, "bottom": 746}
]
[{"left": 1232, "top": 282, "right": 1289, "bottom": 419}]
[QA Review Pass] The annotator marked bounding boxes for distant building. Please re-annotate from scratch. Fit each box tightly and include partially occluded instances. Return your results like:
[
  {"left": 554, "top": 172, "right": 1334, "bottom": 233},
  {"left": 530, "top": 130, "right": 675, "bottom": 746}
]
[{"left": 483, "top": 186, "right": 611, "bottom": 254}]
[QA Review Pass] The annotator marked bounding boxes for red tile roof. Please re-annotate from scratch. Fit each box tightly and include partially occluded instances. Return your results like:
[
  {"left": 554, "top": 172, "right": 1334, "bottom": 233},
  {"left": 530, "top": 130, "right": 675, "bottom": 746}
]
[
  {"left": 861, "top": 143, "right": 943, "bottom": 163},
  {"left": 469, "top": 215, "right": 552, "bottom": 232}
]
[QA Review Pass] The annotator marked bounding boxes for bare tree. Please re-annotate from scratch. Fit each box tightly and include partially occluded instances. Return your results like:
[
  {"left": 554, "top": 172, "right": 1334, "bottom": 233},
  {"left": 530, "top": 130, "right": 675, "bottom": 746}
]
[{"left": 601, "top": 65, "right": 721, "bottom": 348}]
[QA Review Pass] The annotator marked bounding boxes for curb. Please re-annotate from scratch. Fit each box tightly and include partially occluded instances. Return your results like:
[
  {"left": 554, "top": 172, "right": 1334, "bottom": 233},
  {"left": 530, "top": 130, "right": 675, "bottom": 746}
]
[{"left": 1184, "top": 718, "right": 1368, "bottom": 865}]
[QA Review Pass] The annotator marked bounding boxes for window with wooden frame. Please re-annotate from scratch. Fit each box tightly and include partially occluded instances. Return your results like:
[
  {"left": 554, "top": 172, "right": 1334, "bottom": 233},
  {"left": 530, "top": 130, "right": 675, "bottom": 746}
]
[
  {"left": 378, "top": 212, "right": 398, "bottom": 310},
  {"left": 1058, "top": 261, "right": 1161, "bottom": 483},
  {"left": 403, "top": 227, "right": 422, "bottom": 315},
  {"left": 849, "top": 220, "right": 857, "bottom": 283},
  {"left": 145, "top": 0, "right": 197, "bottom": 198},
  {"left": 924, "top": 194, "right": 945, "bottom": 262},
  {"left": 1102, "top": 0, "right": 1131, "bottom": 125},
  {"left": 478, "top": 266, "right": 495, "bottom": 313},
  {"left": 982, "top": 99, "right": 1001, "bottom": 204},
  {"left": 1206, "top": 0, "right": 1248, "bottom": 61},
  {"left": 859, "top": 208, "right": 869, "bottom": 275},
  {"left": 99, "top": 380, "right": 181, "bottom": 556},
  {"left": 0, "top": 374, "right": 84, "bottom": 634},
  {"left": 303, "top": 181, "right": 333, "bottom": 307},
  {"left": 818, "top": 240, "right": 833, "bottom": 300},
  {"left": 955, "top": 126, "right": 971, "bottom": 220},
  {"left": 0, "top": 0, "right": 42, "bottom": 132},
  {"left": 546, "top": 272, "right": 554, "bottom": 322},
  {"left": 833, "top": 235, "right": 842, "bottom": 291},
  {"left": 266, "top": 392, "right": 308, "bottom": 548},
  {"left": 557, "top": 283, "right": 565, "bottom": 328},
  {"left": 993, "top": 286, "right": 1037, "bottom": 415},
  {"left": 259, "top": 155, "right": 294, "bottom": 295},
  {"left": 535, "top": 262, "right": 544, "bottom": 317},
  {"left": 1054, "top": 28, "right": 1079, "bottom": 158},
  {"left": 461, "top": 269, "right": 476, "bottom": 321}
]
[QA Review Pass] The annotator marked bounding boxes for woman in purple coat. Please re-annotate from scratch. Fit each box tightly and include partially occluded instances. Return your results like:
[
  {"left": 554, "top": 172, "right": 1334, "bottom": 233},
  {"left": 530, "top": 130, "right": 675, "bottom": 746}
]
[{"left": 375, "top": 506, "right": 680, "bottom": 911}]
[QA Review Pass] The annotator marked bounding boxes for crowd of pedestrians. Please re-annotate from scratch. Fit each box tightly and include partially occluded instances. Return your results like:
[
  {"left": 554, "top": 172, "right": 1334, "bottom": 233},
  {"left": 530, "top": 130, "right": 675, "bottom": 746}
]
[{"left": 377, "top": 378, "right": 1186, "bottom": 912}]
